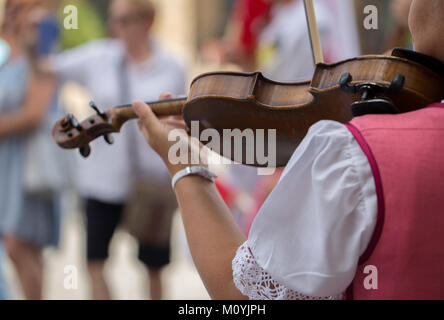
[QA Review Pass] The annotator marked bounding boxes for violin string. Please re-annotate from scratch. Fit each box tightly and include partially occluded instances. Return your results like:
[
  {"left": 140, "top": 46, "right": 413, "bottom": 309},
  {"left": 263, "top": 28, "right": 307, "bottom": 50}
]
[{"left": 112, "top": 97, "right": 188, "bottom": 110}]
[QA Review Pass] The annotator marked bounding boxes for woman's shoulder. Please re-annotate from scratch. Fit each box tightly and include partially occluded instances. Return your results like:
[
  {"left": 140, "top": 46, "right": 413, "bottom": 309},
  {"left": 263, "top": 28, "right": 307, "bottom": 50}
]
[{"left": 306, "top": 120, "right": 352, "bottom": 142}]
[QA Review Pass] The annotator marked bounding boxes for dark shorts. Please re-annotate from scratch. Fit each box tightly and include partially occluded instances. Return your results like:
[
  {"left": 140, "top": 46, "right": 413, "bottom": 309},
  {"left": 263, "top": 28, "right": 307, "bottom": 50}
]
[{"left": 85, "top": 198, "right": 170, "bottom": 269}]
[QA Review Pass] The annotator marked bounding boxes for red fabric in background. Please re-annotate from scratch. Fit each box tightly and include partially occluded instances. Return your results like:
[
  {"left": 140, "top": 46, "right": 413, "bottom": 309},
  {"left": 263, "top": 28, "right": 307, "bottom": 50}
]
[
  {"left": 232, "top": 0, "right": 272, "bottom": 57},
  {"left": 215, "top": 179, "right": 235, "bottom": 209}
]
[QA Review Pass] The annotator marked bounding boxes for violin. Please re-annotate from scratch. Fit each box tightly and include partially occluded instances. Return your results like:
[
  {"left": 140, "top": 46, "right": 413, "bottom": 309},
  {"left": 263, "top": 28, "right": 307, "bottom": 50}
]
[{"left": 51, "top": 1, "right": 444, "bottom": 167}]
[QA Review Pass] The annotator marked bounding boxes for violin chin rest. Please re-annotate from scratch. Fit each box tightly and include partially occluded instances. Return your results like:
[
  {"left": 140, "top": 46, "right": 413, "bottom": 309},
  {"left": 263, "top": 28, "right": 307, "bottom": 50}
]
[{"left": 351, "top": 98, "right": 400, "bottom": 118}]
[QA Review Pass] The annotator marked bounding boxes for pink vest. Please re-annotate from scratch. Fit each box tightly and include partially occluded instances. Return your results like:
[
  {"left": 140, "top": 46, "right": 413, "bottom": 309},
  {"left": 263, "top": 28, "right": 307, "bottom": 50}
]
[{"left": 345, "top": 103, "right": 444, "bottom": 300}]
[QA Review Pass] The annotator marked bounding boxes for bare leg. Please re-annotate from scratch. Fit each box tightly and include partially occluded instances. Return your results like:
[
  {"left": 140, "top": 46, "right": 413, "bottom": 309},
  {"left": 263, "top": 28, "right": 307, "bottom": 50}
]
[
  {"left": 147, "top": 268, "right": 162, "bottom": 300},
  {"left": 4, "top": 235, "right": 43, "bottom": 300},
  {"left": 87, "top": 261, "right": 111, "bottom": 300}
]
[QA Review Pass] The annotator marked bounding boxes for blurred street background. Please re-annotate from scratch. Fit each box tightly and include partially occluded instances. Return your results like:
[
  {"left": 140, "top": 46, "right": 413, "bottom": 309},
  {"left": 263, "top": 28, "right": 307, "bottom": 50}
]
[{"left": 4, "top": 204, "right": 210, "bottom": 299}]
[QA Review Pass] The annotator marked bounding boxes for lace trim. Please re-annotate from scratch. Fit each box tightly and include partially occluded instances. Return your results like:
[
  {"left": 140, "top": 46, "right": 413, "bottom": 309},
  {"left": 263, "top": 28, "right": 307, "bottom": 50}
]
[{"left": 232, "top": 242, "right": 344, "bottom": 300}]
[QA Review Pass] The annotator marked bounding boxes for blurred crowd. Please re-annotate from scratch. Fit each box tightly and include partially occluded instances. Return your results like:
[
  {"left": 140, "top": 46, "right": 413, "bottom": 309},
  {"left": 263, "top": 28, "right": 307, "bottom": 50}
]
[{"left": 0, "top": 0, "right": 413, "bottom": 300}]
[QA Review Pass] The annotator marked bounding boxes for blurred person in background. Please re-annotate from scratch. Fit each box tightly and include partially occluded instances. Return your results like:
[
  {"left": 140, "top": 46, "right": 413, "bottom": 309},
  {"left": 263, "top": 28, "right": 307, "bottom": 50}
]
[
  {"left": 51, "top": 0, "right": 186, "bottom": 300},
  {"left": 0, "top": 244, "right": 7, "bottom": 299},
  {"left": 204, "top": 0, "right": 334, "bottom": 79},
  {"left": 199, "top": 0, "right": 272, "bottom": 72},
  {"left": 256, "top": 0, "right": 333, "bottom": 82},
  {"left": 221, "top": 0, "right": 272, "bottom": 71},
  {"left": 0, "top": 0, "right": 61, "bottom": 300},
  {"left": 0, "top": 31, "right": 10, "bottom": 301}
]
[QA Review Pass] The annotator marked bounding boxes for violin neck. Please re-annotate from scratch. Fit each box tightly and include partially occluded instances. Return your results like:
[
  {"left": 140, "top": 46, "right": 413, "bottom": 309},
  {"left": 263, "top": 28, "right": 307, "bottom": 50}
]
[
  {"left": 142, "top": 97, "right": 187, "bottom": 116},
  {"left": 110, "top": 97, "right": 187, "bottom": 127}
]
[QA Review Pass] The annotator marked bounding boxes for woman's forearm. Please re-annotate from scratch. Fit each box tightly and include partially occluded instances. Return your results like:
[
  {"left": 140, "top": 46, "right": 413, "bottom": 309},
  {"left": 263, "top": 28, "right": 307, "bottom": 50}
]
[
  {"left": 173, "top": 172, "right": 248, "bottom": 300},
  {"left": 132, "top": 100, "right": 249, "bottom": 299}
]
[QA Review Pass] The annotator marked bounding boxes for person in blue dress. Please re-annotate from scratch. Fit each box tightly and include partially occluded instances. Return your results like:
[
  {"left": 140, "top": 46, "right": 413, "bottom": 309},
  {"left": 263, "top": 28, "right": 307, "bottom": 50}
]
[
  {"left": 0, "top": 239, "right": 8, "bottom": 300},
  {"left": 0, "top": 0, "right": 60, "bottom": 300},
  {"left": 0, "top": 35, "right": 10, "bottom": 301}
]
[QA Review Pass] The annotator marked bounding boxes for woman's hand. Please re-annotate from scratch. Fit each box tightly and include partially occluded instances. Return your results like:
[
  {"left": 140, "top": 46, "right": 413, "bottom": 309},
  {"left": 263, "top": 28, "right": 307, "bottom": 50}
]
[{"left": 133, "top": 93, "right": 208, "bottom": 176}]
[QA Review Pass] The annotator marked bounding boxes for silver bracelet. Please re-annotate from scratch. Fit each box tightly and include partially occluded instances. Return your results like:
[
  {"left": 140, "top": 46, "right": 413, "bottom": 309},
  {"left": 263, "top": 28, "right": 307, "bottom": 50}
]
[{"left": 171, "top": 166, "right": 218, "bottom": 191}]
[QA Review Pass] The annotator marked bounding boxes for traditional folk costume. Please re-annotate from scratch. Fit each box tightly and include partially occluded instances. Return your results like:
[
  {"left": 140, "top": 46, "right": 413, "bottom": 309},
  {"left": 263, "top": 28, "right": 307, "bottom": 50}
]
[{"left": 232, "top": 102, "right": 444, "bottom": 300}]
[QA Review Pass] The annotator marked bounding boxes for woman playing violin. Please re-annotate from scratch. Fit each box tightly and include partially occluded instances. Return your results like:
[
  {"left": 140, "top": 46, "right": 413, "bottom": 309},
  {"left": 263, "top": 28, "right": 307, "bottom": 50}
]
[{"left": 131, "top": 0, "right": 444, "bottom": 300}]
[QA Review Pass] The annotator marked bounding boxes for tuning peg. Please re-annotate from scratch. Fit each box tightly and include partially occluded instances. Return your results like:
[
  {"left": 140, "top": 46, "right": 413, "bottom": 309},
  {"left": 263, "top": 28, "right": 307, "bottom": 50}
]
[
  {"left": 104, "top": 134, "right": 114, "bottom": 145},
  {"left": 79, "top": 145, "right": 91, "bottom": 158},
  {"left": 388, "top": 74, "right": 405, "bottom": 93},
  {"left": 339, "top": 73, "right": 357, "bottom": 93},
  {"left": 63, "top": 113, "right": 83, "bottom": 131},
  {"left": 89, "top": 101, "right": 106, "bottom": 119},
  {"left": 61, "top": 117, "right": 70, "bottom": 130}
]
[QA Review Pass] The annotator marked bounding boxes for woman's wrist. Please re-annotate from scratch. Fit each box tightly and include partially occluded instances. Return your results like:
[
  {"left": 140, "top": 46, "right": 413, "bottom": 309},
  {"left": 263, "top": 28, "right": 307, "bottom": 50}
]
[
  {"left": 171, "top": 166, "right": 218, "bottom": 191},
  {"left": 166, "top": 161, "right": 210, "bottom": 177}
]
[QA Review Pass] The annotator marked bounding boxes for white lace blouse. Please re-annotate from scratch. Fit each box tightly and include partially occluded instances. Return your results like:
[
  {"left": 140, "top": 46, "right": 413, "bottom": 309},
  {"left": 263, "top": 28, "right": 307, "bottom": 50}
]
[{"left": 232, "top": 121, "right": 378, "bottom": 300}]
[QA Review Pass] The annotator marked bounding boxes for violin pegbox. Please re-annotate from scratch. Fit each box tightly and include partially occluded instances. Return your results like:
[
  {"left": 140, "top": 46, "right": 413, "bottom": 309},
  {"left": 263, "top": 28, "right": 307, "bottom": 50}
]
[
  {"left": 51, "top": 101, "right": 118, "bottom": 158},
  {"left": 89, "top": 101, "right": 115, "bottom": 147}
]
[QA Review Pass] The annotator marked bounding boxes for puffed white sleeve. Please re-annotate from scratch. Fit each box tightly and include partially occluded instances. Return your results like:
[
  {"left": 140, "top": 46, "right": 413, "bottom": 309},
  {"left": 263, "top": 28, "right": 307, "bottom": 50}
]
[{"left": 232, "top": 120, "right": 378, "bottom": 299}]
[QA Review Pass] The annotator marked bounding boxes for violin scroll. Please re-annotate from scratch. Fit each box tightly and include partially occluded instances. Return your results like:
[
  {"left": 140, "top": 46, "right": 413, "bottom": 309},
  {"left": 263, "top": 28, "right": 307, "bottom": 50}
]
[
  {"left": 52, "top": 97, "right": 187, "bottom": 158},
  {"left": 52, "top": 101, "right": 125, "bottom": 158},
  {"left": 88, "top": 102, "right": 115, "bottom": 147}
]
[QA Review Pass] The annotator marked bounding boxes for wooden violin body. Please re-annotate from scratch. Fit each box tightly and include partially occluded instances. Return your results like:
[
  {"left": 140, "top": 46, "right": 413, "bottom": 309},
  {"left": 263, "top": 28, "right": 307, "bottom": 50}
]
[{"left": 52, "top": 52, "right": 444, "bottom": 167}]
